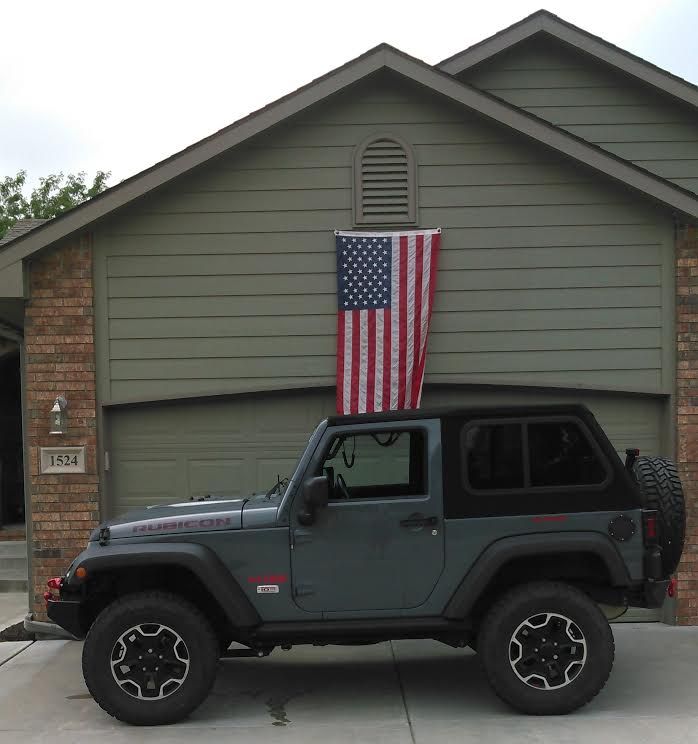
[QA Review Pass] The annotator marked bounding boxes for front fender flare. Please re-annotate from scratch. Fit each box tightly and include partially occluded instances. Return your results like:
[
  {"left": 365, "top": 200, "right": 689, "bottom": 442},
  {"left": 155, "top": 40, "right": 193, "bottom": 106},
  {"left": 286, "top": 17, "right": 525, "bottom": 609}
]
[
  {"left": 444, "top": 531, "right": 631, "bottom": 620},
  {"left": 65, "top": 541, "right": 260, "bottom": 629}
]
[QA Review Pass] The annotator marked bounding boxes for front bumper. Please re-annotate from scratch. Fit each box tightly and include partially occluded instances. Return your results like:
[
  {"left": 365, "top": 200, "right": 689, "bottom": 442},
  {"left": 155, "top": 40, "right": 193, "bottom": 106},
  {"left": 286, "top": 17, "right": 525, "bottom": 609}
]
[{"left": 46, "top": 599, "right": 86, "bottom": 639}]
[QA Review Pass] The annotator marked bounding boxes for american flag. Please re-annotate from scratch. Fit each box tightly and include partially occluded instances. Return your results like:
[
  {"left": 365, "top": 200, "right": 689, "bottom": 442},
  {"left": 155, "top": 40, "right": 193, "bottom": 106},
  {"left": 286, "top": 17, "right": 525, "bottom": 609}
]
[{"left": 335, "top": 229, "right": 441, "bottom": 415}]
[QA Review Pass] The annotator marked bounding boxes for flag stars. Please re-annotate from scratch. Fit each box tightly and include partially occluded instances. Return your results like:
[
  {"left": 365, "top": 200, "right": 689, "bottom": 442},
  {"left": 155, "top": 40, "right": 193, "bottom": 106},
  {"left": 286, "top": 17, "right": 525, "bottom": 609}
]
[{"left": 336, "top": 234, "right": 393, "bottom": 310}]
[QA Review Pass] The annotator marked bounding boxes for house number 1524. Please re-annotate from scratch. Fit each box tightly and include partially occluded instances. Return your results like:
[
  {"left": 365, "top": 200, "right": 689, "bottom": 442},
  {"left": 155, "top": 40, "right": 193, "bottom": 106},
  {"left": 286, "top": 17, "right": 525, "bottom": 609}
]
[
  {"left": 49, "top": 454, "right": 79, "bottom": 467},
  {"left": 39, "top": 447, "right": 86, "bottom": 474}
]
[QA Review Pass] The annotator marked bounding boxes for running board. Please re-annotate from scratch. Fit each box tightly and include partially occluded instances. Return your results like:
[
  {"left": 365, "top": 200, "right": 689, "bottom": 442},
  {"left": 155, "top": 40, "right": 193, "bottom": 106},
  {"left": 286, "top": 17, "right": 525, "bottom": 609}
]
[{"left": 249, "top": 616, "right": 471, "bottom": 644}]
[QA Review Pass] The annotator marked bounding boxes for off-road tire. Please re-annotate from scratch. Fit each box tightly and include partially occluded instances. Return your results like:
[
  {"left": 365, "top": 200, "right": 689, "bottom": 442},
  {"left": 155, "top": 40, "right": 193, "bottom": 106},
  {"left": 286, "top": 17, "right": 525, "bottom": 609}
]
[
  {"left": 479, "top": 582, "right": 614, "bottom": 715},
  {"left": 82, "top": 591, "right": 219, "bottom": 726},
  {"left": 633, "top": 456, "right": 685, "bottom": 576}
]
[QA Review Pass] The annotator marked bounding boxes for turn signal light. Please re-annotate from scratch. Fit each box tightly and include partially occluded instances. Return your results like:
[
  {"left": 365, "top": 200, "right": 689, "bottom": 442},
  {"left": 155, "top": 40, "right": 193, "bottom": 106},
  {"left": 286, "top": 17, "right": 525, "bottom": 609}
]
[{"left": 44, "top": 577, "right": 62, "bottom": 606}]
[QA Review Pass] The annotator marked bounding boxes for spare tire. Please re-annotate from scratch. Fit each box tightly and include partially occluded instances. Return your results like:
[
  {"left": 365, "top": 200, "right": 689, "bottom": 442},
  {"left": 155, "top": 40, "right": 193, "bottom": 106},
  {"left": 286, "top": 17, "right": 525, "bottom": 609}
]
[{"left": 633, "top": 456, "right": 686, "bottom": 576}]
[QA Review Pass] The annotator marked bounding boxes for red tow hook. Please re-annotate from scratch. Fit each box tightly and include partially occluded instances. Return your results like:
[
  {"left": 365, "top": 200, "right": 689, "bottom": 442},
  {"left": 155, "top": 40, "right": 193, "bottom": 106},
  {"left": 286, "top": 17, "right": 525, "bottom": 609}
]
[
  {"left": 43, "top": 577, "right": 62, "bottom": 606},
  {"left": 667, "top": 577, "right": 677, "bottom": 598}
]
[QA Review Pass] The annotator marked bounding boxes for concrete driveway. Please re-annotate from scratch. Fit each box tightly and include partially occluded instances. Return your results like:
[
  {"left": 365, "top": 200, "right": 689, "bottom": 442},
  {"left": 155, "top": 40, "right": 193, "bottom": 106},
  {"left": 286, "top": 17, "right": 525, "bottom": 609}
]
[{"left": 0, "top": 624, "right": 696, "bottom": 743}]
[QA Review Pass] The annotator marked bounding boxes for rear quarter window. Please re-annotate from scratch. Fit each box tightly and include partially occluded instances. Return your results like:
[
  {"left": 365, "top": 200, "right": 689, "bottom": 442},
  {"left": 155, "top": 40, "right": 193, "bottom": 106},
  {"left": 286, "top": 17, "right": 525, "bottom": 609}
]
[
  {"left": 528, "top": 421, "right": 607, "bottom": 487},
  {"left": 442, "top": 414, "right": 620, "bottom": 518}
]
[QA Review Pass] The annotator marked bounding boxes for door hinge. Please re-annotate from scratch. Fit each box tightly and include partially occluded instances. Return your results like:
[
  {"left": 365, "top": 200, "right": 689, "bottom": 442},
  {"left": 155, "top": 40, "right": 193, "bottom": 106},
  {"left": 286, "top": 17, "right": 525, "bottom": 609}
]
[{"left": 104, "top": 451, "right": 110, "bottom": 472}]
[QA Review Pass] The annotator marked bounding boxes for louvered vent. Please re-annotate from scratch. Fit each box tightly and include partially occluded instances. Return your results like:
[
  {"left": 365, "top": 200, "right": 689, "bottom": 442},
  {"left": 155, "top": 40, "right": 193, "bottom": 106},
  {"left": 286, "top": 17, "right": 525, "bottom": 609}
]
[{"left": 355, "top": 136, "right": 416, "bottom": 224}]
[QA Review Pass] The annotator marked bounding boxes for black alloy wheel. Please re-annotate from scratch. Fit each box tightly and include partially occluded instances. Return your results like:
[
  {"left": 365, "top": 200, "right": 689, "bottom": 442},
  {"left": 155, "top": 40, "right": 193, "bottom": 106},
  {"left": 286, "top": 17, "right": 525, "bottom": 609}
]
[{"left": 509, "top": 612, "right": 586, "bottom": 690}]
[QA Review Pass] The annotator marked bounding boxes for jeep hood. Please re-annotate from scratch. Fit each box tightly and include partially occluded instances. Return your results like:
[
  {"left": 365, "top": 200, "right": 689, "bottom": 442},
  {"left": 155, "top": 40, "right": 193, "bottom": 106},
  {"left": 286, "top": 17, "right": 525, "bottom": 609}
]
[{"left": 92, "top": 498, "right": 248, "bottom": 540}]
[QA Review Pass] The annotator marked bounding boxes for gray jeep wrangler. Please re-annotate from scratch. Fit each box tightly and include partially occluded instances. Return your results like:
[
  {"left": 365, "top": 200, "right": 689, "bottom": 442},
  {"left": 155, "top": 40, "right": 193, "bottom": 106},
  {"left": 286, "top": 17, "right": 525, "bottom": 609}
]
[{"left": 46, "top": 404, "right": 685, "bottom": 725}]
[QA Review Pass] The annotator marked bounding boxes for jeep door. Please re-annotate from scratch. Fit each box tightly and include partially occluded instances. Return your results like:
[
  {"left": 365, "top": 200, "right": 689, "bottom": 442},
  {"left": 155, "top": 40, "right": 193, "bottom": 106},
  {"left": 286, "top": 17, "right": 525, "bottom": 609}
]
[{"left": 290, "top": 419, "right": 444, "bottom": 614}]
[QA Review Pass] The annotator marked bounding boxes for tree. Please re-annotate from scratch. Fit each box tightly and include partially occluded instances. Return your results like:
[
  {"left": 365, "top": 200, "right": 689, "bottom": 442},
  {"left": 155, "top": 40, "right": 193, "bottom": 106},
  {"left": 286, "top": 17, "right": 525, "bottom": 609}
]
[{"left": 0, "top": 170, "right": 110, "bottom": 240}]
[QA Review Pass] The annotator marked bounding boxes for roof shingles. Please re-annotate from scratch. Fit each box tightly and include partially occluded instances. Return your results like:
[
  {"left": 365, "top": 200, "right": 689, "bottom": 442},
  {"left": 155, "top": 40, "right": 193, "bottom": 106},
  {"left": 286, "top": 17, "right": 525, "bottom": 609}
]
[{"left": 0, "top": 218, "right": 48, "bottom": 247}]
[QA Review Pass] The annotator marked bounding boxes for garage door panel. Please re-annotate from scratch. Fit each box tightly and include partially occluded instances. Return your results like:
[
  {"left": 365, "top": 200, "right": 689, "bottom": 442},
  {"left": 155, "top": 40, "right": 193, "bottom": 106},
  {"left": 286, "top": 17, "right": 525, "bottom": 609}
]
[
  {"left": 187, "top": 458, "right": 245, "bottom": 500},
  {"left": 112, "top": 458, "right": 181, "bottom": 511}
]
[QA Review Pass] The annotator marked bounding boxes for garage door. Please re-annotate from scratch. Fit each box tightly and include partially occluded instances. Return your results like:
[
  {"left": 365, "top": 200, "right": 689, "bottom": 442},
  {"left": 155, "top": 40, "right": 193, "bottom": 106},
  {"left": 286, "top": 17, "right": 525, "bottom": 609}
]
[
  {"left": 107, "top": 385, "right": 668, "bottom": 620},
  {"left": 108, "top": 385, "right": 666, "bottom": 513}
]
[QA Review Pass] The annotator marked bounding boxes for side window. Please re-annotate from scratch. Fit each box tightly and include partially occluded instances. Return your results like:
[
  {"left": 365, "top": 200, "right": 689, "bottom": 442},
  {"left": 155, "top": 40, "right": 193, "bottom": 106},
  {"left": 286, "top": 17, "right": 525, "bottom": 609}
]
[
  {"left": 528, "top": 421, "right": 607, "bottom": 487},
  {"left": 462, "top": 423, "right": 524, "bottom": 490},
  {"left": 321, "top": 430, "right": 426, "bottom": 500}
]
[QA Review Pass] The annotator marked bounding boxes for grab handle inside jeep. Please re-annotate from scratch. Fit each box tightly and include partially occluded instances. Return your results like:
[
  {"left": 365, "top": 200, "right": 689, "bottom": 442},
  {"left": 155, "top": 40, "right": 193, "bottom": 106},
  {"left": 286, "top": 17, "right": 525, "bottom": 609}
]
[{"left": 297, "top": 475, "right": 329, "bottom": 526}]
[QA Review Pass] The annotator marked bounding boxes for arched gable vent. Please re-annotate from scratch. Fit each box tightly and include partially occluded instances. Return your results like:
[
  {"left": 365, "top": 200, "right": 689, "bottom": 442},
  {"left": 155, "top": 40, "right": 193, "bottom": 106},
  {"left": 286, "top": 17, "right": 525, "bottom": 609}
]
[{"left": 353, "top": 134, "right": 417, "bottom": 225}]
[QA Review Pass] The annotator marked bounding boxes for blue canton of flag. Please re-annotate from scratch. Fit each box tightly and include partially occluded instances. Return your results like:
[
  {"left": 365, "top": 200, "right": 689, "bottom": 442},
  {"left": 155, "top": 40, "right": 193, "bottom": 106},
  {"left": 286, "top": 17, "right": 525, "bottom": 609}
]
[{"left": 336, "top": 235, "right": 392, "bottom": 310}]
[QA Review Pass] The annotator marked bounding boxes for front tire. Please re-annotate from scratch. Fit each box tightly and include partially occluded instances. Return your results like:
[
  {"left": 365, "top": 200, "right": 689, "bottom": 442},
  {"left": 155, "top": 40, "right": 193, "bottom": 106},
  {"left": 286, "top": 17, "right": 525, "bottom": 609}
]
[
  {"left": 479, "top": 582, "right": 614, "bottom": 715},
  {"left": 82, "top": 591, "right": 219, "bottom": 725}
]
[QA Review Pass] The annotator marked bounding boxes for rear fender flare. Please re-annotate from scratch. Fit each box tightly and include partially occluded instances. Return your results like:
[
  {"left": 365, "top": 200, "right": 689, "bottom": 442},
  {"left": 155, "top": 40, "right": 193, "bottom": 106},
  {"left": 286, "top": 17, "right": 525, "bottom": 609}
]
[{"left": 444, "top": 532, "right": 631, "bottom": 620}]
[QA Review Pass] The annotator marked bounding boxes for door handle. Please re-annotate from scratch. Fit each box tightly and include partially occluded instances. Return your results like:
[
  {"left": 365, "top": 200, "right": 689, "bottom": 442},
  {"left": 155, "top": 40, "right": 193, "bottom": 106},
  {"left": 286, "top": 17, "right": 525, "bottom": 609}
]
[{"left": 399, "top": 515, "right": 438, "bottom": 528}]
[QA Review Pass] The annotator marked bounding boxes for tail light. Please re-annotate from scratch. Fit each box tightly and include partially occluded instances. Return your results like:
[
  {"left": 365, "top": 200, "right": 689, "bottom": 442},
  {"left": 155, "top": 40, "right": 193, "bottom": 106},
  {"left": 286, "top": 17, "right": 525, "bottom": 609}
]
[
  {"left": 668, "top": 577, "right": 677, "bottom": 598},
  {"left": 642, "top": 510, "right": 659, "bottom": 544},
  {"left": 642, "top": 510, "right": 663, "bottom": 580},
  {"left": 43, "top": 577, "right": 62, "bottom": 606}
]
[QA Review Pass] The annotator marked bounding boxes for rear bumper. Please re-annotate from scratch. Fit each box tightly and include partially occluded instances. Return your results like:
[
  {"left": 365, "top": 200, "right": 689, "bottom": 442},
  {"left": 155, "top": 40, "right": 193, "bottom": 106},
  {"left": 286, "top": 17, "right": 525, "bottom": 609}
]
[
  {"left": 644, "top": 579, "right": 670, "bottom": 608},
  {"left": 46, "top": 599, "right": 86, "bottom": 639}
]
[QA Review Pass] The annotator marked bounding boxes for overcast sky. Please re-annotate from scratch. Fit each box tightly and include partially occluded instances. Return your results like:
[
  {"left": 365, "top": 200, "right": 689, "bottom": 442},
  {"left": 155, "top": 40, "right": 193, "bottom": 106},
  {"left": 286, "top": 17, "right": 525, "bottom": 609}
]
[{"left": 2, "top": 0, "right": 697, "bottom": 188}]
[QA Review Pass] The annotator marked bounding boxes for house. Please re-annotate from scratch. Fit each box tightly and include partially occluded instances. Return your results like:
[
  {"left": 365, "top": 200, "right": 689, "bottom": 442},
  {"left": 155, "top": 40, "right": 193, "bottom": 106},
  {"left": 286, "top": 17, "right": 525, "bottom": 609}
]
[{"left": 0, "top": 10, "right": 696, "bottom": 625}]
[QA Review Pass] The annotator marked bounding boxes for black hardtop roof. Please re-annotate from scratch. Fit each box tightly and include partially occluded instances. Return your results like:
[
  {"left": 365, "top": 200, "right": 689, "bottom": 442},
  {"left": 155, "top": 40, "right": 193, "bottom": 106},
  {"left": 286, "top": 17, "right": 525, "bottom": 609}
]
[{"left": 327, "top": 403, "right": 593, "bottom": 427}]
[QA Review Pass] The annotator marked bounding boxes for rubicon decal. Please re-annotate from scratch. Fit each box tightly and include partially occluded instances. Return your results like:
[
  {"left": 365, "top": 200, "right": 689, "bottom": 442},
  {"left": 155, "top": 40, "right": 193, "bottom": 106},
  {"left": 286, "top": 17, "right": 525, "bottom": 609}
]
[{"left": 130, "top": 517, "right": 233, "bottom": 533}]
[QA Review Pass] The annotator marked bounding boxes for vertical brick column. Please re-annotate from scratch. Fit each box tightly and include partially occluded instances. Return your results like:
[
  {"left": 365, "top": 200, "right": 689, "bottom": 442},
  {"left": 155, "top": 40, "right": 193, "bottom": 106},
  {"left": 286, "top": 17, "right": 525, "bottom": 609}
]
[
  {"left": 677, "top": 224, "right": 698, "bottom": 625},
  {"left": 24, "top": 234, "right": 99, "bottom": 620}
]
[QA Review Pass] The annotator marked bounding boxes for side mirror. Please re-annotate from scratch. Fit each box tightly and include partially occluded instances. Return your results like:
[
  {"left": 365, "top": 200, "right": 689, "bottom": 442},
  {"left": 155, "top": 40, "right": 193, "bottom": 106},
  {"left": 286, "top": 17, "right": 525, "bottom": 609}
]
[{"left": 298, "top": 475, "right": 329, "bottom": 526}]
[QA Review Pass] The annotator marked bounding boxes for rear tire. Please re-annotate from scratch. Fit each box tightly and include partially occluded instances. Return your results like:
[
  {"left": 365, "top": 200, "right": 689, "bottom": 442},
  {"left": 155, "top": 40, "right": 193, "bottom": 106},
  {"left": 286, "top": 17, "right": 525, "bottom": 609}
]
[
  {"left": 479, "top": 582, "right": 614, "bottom": 715},
  {"left": 83, "top": 591, "right": 219, "bottom": 726},
  {"left": 633, "top": 456, "right": 685, "bottom": 576}
]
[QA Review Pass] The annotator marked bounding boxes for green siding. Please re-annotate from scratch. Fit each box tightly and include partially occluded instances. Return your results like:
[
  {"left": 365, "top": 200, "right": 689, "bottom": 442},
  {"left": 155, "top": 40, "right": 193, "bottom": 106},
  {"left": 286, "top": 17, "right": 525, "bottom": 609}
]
[
  {"left": 461, "top": 37, "right": 698, "bottom": 193},
  {"left": 94, "top": 74, "right": 674, "bottom": 404}
]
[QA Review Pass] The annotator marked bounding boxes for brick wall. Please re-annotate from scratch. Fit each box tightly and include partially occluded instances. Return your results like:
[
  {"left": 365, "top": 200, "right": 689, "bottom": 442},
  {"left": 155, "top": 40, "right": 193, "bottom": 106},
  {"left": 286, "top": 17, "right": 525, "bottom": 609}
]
[
  {"left": 24, "top": 234, "right": 99, "bottom": 620},
  {"left": 677, "top": 224, "right": 698, "bottom": 625}
]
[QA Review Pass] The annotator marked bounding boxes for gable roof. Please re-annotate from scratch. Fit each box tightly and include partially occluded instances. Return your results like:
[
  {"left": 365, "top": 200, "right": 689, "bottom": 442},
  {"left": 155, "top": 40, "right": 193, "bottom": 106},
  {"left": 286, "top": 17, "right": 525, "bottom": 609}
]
[
  {"left": 2, "top": 41, "right": 698, "bottom": 271},
  {"left": 438, "top": 9, "right": 698, "bottom": 111}
]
